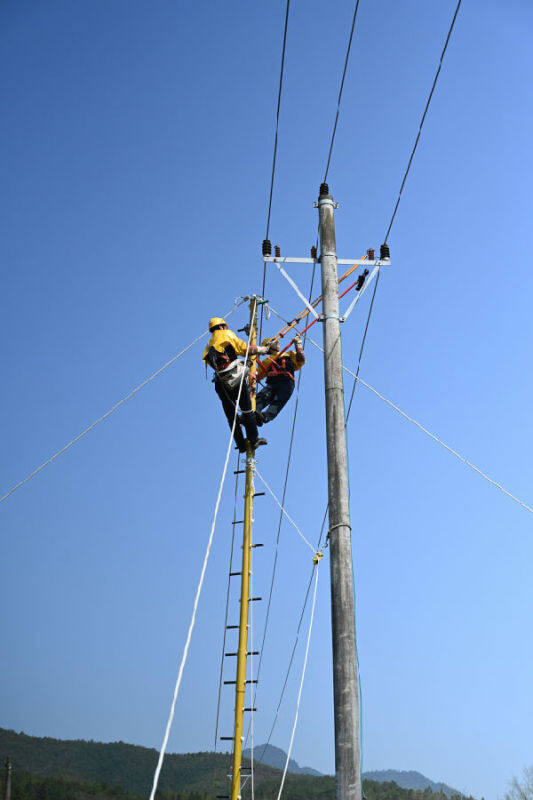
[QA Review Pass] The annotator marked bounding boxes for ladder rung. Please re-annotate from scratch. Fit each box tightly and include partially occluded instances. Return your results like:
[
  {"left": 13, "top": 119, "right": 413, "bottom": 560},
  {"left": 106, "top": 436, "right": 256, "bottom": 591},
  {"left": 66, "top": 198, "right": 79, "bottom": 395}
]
[
  {"left": 217, "top": 795, "right": 230, "bottom": 798},
  {"left": 251, "top": 543, "right": 264, "bottom": 548},
  {"left": 223, "top": 679, "right": 258, "bottom": 684},
  {"left": 246, "top": 679, "right": 258, "bottom": 684},
  {"left": 244, "top": 707, "right": 257, "bottom": 712},
  {"left": 220, "top": 736, "right": 233, "bottom": 740},
  {"left": 249, "top": 597, "right": 262, "bottom": 601},
  {"left": 233, "top": 469, "right": 246, "bottom": 474},
  {"left": 229, "top": 571, "right": 242, "bottom": 577},
  {"left": 253, "top": 492, "right": 266, "bottom": 497},
  {"left": 223, "top": 680, "right": 236, "bottom": 684},
  {"left": 224, "top": 651, "right": 259, "bottom": 657},
  {"left": 226, "top": 625, "right": 239, "bottom": 629},
  {"left": 232, "top": 520, "right": 244, "bottom": 525}
]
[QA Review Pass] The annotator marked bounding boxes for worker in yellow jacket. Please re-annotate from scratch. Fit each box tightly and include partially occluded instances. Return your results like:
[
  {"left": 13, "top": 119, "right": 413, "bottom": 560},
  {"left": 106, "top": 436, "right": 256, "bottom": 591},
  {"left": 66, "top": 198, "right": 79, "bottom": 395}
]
[
  {"left": 253, "top": 335, "right": 305, "bottom": 424},
  {"left": 203, "top": 317, "right": 276, "bottom": 453}
]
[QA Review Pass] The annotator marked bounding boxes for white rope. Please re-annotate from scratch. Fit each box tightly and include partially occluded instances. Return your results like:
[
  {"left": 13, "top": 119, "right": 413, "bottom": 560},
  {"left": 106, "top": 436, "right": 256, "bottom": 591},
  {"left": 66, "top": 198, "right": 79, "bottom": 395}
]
[
  {"left": 254, "top": 468, "right": 316, "bottom": 554},
  {"left": 307, "top": 336, "right": 533, "bottom": 517},
  {"left": 274, "top": 262, "right": 319, "bottom": 319},
  {"left": 148, "top": 322, "right": 254, "bottom": 800},
  {"left": 275, "top": 564, "right": 320, "bottom": 800},
  {"left": 0, "top": 301, "right": 245, "bottom": 505},
  {"left": 341, "top": 265, "right": 380, "bottom": 321}
]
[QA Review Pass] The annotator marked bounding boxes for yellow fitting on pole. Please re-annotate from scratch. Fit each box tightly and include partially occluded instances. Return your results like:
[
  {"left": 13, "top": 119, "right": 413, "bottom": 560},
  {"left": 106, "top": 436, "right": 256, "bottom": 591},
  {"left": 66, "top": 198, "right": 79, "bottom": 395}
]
[{"left": 230, "top": 298, "right": 257, "bottom": 800}]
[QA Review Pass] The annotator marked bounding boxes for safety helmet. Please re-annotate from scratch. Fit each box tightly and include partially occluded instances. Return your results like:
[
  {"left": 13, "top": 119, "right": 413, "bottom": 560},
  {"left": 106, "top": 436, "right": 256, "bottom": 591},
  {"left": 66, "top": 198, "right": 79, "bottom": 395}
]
[{"left": 209, "top": 317, "right": 227, "bottom": 331}]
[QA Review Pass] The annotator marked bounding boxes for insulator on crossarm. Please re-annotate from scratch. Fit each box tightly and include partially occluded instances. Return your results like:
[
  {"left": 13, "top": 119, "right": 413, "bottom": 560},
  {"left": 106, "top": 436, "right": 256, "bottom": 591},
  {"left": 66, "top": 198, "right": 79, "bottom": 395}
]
[
  {"left": 274, "top": 245, "right": 281, "bottom": 258},
  {"left": 355, "top": 269, "right": 369, "bottom": 291},
  {"left": 319, "top": 182, "right": 329, "bottom": 197},
  {"left": 366, "top": 248, "right": 375, "bottom": 261},
  {"left": 310, "top": 245, "right": 317, "bottom": 260},
  {"left": 380, "top": 243, "right": 390, "bottom": 260},
  {"left": 262, "top": 239, "right": 272, "bottom": 257}
]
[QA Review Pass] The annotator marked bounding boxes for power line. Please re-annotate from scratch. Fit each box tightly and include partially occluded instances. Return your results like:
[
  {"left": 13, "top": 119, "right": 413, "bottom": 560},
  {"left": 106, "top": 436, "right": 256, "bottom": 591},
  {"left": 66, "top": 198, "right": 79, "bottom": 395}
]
[
  {"left": 324, "top": 0, "right": 362, "bottom": 182},
  {"left": 307, "top": 336, "right": 533, "bottom": 517},
  {"left": 212, "top": 454, "right": 242, "bottom": 754},
  {"left": 244, "top": 264, "right": 316, "bottom": 749},
  {"left": 148, "top": 323, "right": 256, "bottom": 800},
  {"left": 345, "top": 0, "right": 463, "bottom": 454},
  {"left": 260, "top": 0, "right": 292, "bottom": 341},
  {"left": 383, "top": 0, "right": 463, "bottom": 243},
  {"left": 0, "top": 300, "right": 245, "bottom": 505}
]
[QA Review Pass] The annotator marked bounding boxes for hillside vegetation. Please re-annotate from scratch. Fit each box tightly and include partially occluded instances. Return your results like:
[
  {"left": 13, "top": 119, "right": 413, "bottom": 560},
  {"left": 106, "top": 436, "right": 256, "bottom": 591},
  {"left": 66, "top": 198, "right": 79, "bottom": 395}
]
[{"left": 1, "top": 728, "right": 475, "bottom": 800}]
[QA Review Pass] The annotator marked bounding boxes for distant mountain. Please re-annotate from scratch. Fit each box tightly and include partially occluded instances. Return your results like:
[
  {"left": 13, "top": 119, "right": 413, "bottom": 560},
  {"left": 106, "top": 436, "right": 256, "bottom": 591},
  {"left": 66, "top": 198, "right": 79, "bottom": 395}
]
[
  {"left": 363, "top": 770, "right": 460, "bottom": 798},
  {"left": 243, "top": 743, "right": 321, "bottom": 776},
  {"left": 242, "top": 745, "right": 461, "bottom": 798}
]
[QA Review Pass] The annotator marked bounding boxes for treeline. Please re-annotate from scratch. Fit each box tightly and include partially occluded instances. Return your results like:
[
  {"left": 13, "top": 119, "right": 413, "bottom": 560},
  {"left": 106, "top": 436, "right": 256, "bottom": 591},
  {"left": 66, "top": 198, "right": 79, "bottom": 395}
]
[
  {"left": 11, "top": 770, "right": 211, "bottom": 800},
  {"left": 0, "top": 728, "right": 476, "bottom": 800},
  {"left": 9, "top": 770, "right": 476, "bottom": 800}
]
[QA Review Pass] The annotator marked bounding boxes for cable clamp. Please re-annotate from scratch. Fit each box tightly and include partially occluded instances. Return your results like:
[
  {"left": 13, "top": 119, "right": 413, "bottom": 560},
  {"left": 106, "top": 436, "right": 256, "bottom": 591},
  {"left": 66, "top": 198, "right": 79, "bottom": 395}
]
[
  {"left": 313, "top": 551, "right": 323, "bottom": 565},
  {"left": 318, "top": 314, "right": 344, "bottom": 323},
  {"left": 327, "top": 522, "right": 352, "bottom": 540}
]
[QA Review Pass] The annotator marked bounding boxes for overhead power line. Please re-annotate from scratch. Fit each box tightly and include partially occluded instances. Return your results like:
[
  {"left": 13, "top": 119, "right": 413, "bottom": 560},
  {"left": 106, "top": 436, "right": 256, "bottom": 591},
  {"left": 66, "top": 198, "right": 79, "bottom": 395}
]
[
  {"left": 324, "top": 0, "right": 362, "bottom": 182},
  {"left": 345, "top": 0, "right": 463, "bottom": 429},
  {"left": 307, "top": 336, "right": 533, "bottom": 517},
  {"left": 246, "top": 265, "right": 316, "bottom": 745},
  {"left": 265, "top": 0, "right": 291, "bottom": 241},
  {"left": 260, "top": 0, "right": 291, "bottom": 341},
  {"left": 384, "top": 0, "right": 463, "bottom": 243},
  {"left": 0, "top": 300, "right": 245, "bottom": 505},
  {"left": 148, "top": 324, "right": 256, "bottom": 800}
]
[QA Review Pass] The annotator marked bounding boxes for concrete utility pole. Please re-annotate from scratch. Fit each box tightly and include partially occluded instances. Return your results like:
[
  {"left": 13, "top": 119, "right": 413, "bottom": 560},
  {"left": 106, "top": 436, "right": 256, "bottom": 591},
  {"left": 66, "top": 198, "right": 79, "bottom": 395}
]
[
  {"left": 317, "top": 182, "right": 361, "bottom": 800},
  {"left": 4, "top": 757, "right": 11, "bottom": 800}
]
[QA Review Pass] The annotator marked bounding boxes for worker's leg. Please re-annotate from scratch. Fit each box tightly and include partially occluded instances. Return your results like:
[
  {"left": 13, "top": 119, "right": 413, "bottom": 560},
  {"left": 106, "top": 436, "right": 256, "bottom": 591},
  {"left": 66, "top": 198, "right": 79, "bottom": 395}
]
[
  {"left": 259, "top": 379, "right": 295, "bottom": 423},
  {"left": 238, "top": 382, "right": 258, "bottom": 445},
  {"left": 255, "top": 385, "right": 274, "bottom": 425},
  {"left": 214, "top": 379, "right": 247, "bottom": 450}
]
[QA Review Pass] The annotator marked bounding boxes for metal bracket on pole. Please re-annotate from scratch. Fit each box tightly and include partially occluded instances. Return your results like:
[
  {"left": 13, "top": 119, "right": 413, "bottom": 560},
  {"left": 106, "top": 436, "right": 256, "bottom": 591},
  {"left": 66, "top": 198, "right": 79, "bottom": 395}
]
[
  {"left": 263, "top": 256, "right": 390, "bottom": 267},
  {"left": 273, "top": 261, "right": 319, "bottom": 319}
]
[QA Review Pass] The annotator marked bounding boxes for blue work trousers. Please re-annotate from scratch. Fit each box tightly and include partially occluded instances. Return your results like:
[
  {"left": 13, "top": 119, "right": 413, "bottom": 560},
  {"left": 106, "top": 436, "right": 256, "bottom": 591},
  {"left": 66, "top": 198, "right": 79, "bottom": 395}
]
[{"left": 256, "top": 378, "right": 295, "bottom": 423}]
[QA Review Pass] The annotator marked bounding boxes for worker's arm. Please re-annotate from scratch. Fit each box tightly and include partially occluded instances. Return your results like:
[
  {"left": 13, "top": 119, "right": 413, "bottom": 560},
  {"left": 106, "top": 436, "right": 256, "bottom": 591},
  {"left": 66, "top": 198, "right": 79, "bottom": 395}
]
[
  {"left": 293, "top": 335, "right": 305, "bottom": 365},
  {"left": 228, "top": 330, "right": 276, "bottom": 358}
]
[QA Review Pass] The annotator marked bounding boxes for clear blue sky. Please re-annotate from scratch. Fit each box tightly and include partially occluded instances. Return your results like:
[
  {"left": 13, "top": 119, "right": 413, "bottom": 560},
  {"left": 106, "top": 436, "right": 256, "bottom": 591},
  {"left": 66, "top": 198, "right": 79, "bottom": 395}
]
[{"left": 1, "top": 2, "right": 532, "bottom": 799}]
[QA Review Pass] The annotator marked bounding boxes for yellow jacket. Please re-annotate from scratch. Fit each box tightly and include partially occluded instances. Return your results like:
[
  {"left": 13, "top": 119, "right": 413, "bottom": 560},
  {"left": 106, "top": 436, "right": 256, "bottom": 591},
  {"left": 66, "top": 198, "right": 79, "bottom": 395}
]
[
  {"left": 257, "top": 350, "right": 304, "bottom": 381},
  {"left": 202, "top": 329, "right": 248, "bottom": 363}
]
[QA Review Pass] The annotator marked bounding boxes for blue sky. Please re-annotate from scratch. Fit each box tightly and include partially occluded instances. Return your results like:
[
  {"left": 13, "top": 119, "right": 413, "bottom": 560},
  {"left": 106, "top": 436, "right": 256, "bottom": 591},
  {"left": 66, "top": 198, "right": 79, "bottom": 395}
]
[{"left": 1, "top": 2, "right": 532, "bottom": 799}]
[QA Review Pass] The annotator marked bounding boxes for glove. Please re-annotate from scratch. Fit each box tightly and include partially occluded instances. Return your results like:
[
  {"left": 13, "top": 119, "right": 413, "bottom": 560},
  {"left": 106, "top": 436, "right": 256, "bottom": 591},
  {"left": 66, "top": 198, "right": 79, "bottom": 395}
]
[
  {"left": 268, "top": 341, "right": 280, "bottom": 354},
  {"left": 256, "top": 345, "right": 269, "bottom": 355},
  {"left": 293, "top": 334, "right": 302, "bottom": 347}
]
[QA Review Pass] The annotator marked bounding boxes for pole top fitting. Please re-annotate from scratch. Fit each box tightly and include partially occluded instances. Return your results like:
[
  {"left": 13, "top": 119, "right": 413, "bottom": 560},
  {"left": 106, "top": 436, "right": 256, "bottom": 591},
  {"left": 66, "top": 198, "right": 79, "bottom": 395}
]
[{"left": 319, "top": 182, "right": 330, "bottom": 197}]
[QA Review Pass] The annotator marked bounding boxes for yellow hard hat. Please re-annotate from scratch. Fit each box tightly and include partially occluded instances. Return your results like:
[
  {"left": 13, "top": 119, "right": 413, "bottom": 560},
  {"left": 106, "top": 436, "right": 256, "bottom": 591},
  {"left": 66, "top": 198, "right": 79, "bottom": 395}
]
[{"left": 209, "top": 317, "right": 227, "bottom": 331}]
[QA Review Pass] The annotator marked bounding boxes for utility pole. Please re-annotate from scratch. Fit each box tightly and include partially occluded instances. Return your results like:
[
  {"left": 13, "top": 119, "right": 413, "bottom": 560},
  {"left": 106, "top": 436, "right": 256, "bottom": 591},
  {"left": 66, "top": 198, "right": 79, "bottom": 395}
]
[
  {"left": 4, "top": 757, "right": 11, "bottom": 800},
  {"left": 229, "top": 297, "right": 258, "bottom": 800},
  {"left": 317, "top": 182, "right": 361, "bottom": 800}
]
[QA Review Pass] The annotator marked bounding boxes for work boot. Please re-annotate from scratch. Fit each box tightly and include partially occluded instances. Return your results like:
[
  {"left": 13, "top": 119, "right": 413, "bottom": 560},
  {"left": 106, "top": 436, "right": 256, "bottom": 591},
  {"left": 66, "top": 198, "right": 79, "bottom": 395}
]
[
  {"left": 234, "top": 441, "right": 247, "bottom": 453},
  {"left": 253, "top": 437, "right": 268, "bottom": 449},
  {"left": 255, "top": 410, "right": 266, "bottom": 427}
]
